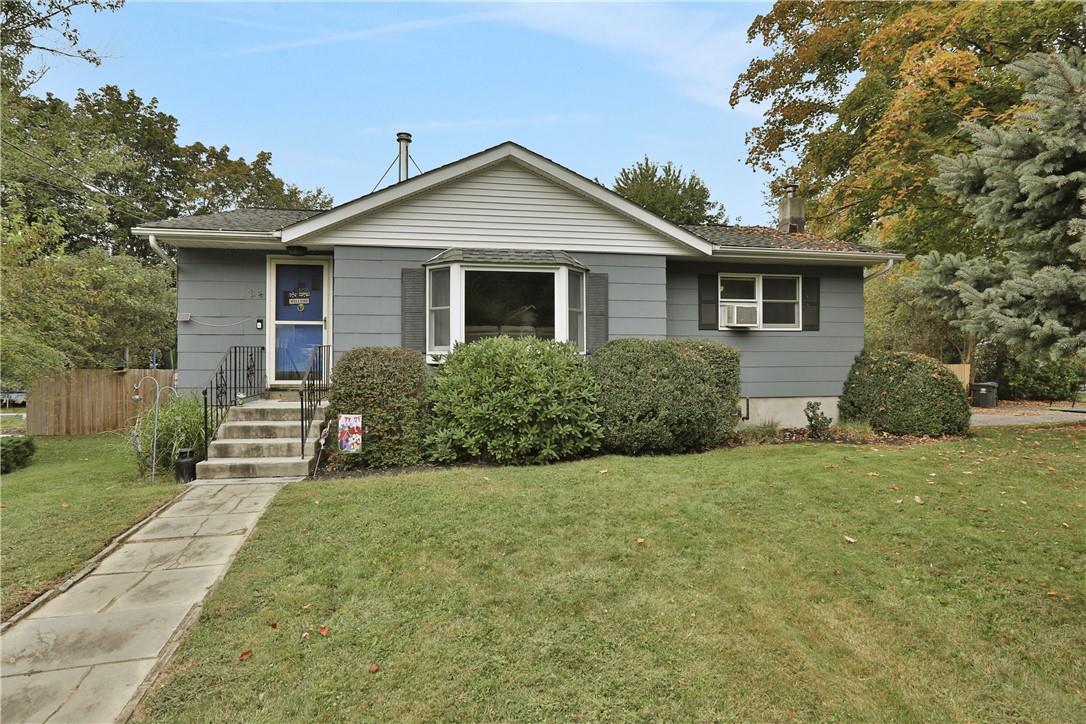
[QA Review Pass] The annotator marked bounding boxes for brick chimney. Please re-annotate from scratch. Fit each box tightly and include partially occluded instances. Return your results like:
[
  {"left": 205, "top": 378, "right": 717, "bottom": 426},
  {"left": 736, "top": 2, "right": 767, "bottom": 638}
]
[{"left": 778, "top": 182, "right": 805, "bottom": 233}]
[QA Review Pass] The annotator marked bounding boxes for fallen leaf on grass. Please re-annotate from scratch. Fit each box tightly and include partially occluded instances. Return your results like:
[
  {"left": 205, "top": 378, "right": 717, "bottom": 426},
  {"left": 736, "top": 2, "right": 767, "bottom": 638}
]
[
  {"left": 636, "top": 538, "right": 645, "bottom": 545},
  {"left": 369, "top": 662, "right": 381, "bottom": 673},
  {"left": 301, "top": 631, "right": 310, "bottom": 640},
  {"left": 1046, "top": 590, "right": 1060, "bottom": 599},
  {"left": 319, "top": 625, "right": 330, "bottom": 637},
  {"left": 867, "top": 472, "right": 881, "bottom": 477},
  {"left": 599, "top": 469, "right": 608, "bottom": 474},
  {"left": 302, "top": 602, "right": 313, "bottom": 610},
  {"left": 270, "top": 622, "right": 279, "bottom": 630},
  {"left": 239, "top": 650, "right": 253, "bottom": 661},
  {"left": 843, "top": 535, "right": 857, "bottom": 544},
  {"left": 914, "top": 496, "right": 924, "bottom": 504}
]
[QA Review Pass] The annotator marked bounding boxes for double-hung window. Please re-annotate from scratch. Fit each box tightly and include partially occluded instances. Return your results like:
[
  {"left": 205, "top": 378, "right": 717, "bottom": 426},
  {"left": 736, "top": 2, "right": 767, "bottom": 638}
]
[
  {"left": 426, "top": 262, "right": 587, "bottom": 358},
  {"left": 718, "top": 274, "right": 801, "bottom": 330}
]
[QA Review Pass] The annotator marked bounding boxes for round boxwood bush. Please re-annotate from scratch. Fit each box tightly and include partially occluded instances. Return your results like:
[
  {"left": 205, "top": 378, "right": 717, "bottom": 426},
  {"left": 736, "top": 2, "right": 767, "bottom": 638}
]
[
  {"left": 327, "top": 347, "right": 429, "bottom": 469},
  {"left": 425, "top": 337, "right": 602, "bottom": 465},
  {"left": 839, "top": 351, "right": 970, "bottom": 436},
  {"left": 589, "top": 338, "right": 740, "bottom": 455}
]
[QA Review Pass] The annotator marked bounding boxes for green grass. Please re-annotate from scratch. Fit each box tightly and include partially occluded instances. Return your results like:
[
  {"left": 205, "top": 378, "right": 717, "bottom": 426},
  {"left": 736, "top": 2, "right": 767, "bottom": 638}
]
[
  {"left": 0, "top": 434, "right": 180, "bottom": 619},
  {"left": 0, "top": 413, "right": 26, "bottom": 434},
  {"left": 139, "top": 425, "right": 1085, "bottom": 722}
]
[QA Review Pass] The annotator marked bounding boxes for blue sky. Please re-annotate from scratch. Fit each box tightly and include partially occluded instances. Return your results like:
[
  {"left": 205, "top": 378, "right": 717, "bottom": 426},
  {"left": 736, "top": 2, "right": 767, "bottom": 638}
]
[{"left": 34, "top": 1, "right": 778, "bottom": 224}]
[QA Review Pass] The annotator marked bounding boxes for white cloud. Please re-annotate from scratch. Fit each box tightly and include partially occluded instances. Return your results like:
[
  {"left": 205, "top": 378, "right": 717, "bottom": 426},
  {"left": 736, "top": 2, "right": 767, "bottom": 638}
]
[
  {"left": 223, "top": 12, "right": 496, "bottom": 57},
  {"left": 492, "top": 4, "right": 761, "bottom": 112}
]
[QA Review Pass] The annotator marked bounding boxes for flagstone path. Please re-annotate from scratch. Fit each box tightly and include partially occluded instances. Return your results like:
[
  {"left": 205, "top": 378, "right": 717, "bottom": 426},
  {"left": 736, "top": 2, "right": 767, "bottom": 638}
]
[{"left": 1, "top": 478, "right": 297, "bottom": 723}]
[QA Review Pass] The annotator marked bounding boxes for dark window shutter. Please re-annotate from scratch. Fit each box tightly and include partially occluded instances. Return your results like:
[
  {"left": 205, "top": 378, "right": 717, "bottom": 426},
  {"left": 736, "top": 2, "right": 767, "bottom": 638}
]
[
  {"left": 586, "top": 272, "right": 609, "bottom": 353},
  {"left": 802, "top": 276, "right": 820, "bottom": 331},
  {"left": 698, "top": 274, "right": 718, "bottom": 330},
  {"left": 401, "top": 268, "right": 426, "bottom": 352}
]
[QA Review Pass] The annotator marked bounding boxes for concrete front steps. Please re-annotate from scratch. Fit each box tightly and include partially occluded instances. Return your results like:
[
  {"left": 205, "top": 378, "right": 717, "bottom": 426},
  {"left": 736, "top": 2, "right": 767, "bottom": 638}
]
[{"left": 196, "top": 398, "right": 328, "bottom": 480}]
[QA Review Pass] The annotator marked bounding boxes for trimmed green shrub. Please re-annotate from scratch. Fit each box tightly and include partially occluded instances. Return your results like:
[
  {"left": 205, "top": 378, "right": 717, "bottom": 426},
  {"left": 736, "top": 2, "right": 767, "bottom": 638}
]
[
  {"left": 671, "top": 339, "right": 743, "bottom": 437},
  {"left": 589, "top": 339, "right": 741, "bottom": 455},
  {"left": 1, "top": 436, "right": 36, "bottom": 473},
  {"left": 326, "top": 347, "right": 429, "bottom": 469},
  {"left": 839, "top": 352, "right": 970, "bottom": 436},
  {"left": 425, "top": 337, "right": 602, "bottom": 465},
  {"left": 133, "top": 394, "right": 204, "bottom": 471}
]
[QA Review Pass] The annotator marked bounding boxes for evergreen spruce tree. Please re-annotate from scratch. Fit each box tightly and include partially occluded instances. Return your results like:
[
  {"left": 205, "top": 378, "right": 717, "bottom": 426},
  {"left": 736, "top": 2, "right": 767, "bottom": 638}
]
[{"left": 915, "top": 50, "right": 1086, "bottom": 359}]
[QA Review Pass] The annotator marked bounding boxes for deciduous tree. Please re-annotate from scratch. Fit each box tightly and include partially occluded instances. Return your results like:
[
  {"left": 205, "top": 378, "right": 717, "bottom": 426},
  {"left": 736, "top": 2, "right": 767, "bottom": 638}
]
[
  {"left": 731, "top": 1, "right": 1085, "bottom": 255},
  {"left": 611, "top": 157, "right": 727, "bottom": 226}
]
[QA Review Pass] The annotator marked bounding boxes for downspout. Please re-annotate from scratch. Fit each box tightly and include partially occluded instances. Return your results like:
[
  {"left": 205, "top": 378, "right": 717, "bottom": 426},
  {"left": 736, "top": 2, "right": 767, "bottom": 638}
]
[
  {"left": 862, "top": 258, "right": 895, "bottom": 284},
  {"left": 148, "top": 234, "right": 177, "bottom": 270}
]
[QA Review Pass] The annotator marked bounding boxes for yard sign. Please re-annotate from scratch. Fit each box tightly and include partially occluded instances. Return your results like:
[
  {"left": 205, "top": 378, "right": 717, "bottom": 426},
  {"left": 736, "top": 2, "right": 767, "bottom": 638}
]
[{"left": 338, "top": 414, "right": 363, "bottom": 452}]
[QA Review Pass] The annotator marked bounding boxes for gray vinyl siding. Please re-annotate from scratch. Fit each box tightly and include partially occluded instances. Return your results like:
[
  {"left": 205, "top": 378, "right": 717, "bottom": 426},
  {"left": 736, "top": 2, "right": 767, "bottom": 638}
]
[
  {"left": 666, "top": 261, "right": 864, "bottom": 398},
  {"left": 330, "top": 247, "right": 667, "bottom": 355},
  {"left": 313, "top": 161, "right": 691, "bottom": 256},
  {"left": 175, "top": 248, "right": 270, "bottom": 390},
  {"left": 573, "top": 253, "right": 667, "bottom": 339},
  {"left": 332, "top": 246, "right": 439, "bottom": 356}
]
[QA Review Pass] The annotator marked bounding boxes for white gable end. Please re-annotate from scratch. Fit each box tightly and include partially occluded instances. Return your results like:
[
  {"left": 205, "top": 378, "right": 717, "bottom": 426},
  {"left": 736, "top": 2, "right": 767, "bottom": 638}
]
[{"left": 305, "top": 160, "right": 696, "bottom": 255}]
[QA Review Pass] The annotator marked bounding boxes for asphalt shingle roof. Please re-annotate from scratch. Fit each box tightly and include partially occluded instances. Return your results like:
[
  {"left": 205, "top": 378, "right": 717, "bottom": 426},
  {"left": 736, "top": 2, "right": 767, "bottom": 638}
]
[
  {"left": 424, "top": 248, "right": 588, "bottom": 270},
  {"left": 139, "top": 208, "right": 322, "bottom": 232},
  {"left": 682, "top": 224, "right": 885, "bottom": 254}
]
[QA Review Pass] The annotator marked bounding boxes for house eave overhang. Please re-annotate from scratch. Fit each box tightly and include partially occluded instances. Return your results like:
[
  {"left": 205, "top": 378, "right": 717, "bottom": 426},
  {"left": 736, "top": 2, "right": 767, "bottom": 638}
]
[
  {"left": 710, "top": 246, "right": 906, "bottom": 266},
  {"left": 279, "top": 142, "right": 715, "bottom": 256},
  {"left": 131, "top": 227, "right": 336, "bottom": 251},
  {"left": 132, "top": 227, "right": 280, "bottom": 240}
]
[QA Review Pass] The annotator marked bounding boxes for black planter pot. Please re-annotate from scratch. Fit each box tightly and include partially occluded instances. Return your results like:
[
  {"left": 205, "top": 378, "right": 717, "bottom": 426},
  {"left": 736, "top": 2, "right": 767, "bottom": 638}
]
[{"left": 174, "top": 448, "right": 198, "bottom": 483}]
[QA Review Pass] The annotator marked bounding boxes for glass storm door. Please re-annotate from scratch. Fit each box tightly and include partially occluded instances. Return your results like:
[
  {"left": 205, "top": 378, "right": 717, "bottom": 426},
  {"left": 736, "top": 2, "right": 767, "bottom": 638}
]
[{"left": 271, "top": 261, "right": 327, "bottom": 382}]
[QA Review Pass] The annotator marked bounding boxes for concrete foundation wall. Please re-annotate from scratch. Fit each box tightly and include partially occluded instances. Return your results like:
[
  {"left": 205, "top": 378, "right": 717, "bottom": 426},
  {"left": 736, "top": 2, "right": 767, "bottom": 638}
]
[{"left": 740, "top": 396, "right": 840, "bottom": 429}]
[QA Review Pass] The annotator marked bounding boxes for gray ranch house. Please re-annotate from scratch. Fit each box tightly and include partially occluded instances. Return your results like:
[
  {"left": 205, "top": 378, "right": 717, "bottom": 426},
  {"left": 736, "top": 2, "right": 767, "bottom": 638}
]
[{"left": 133, "top": 137, "right": 902, "bottom": 433}]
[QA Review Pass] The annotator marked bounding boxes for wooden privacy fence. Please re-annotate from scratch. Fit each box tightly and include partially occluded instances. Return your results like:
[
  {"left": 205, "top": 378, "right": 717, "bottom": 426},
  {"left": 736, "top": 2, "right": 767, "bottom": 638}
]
[
  {"left": 946, "top": 363, "right": 972, "bottom": 390},
  {"left": 26, "top": 368, "right": 175, "bottom": 436}
]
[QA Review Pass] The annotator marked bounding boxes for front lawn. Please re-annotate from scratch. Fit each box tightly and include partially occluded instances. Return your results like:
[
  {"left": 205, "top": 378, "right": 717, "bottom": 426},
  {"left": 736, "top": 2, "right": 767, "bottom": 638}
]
[
  {"left": 0, "top": 434, "right": 180, "bottom": 619},
  {"left": 139, "top": 425, "right": 1084, "bottom": 721}
]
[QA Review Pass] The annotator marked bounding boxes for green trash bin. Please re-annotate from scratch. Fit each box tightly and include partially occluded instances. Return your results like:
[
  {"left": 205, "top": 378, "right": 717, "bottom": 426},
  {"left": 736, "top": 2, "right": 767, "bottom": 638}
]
[{"left": 971, "top": 382, "right": 998, "bottom": 408}]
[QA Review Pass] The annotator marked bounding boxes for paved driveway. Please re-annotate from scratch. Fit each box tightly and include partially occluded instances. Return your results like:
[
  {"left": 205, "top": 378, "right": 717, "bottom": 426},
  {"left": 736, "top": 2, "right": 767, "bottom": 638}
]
[
  {"left": 970, "top": 406, "right": 1085, "bottom": 427},
  {"left": 0, "top": 478, "right": 296, "bottom": 723}
]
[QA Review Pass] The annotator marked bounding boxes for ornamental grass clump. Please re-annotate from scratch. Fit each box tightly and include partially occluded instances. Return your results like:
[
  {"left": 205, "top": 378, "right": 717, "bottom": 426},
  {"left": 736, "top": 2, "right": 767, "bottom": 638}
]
[
  {"left": 425, "top": 337, "right": 602, "bottom": 465},
  {"left": 839, "top": 351, "right": 970, "bottom": 437},
  {"left": 133, "top": 394, "right": 204, "bottom": 472}
]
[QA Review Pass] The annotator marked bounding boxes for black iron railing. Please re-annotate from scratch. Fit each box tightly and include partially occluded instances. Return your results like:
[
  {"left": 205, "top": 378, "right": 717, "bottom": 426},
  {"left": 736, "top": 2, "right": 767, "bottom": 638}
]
[
  {"left": 299, "top": 345, "right": 332, "bottom": 459},
  {"left": 202, "top": 346, "right": 266, "bottom": 457}
]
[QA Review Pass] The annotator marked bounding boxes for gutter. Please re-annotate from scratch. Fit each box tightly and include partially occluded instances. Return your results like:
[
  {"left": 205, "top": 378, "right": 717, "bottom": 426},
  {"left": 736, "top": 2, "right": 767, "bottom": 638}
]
[
  {"left": 148, "top": 234, "right": 177, "bottom": 270},
  {"left": 862, "top": 258, "right": 897, "bottom": 284},
  {"left": 131, "top": 227, "right": 281, "bottom": 240},
  {"left": 711, "top": 246, "right": 905, "bottom": 265}
]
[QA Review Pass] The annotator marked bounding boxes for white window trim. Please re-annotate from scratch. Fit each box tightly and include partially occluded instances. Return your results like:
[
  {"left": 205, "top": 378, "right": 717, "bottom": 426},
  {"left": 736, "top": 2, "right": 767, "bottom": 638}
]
[
  {"left": 426, "top": 263, "right": 587, "bottom": 361},
  {"left": 718, "top": 273, "right": 802, "bottom": 331}
]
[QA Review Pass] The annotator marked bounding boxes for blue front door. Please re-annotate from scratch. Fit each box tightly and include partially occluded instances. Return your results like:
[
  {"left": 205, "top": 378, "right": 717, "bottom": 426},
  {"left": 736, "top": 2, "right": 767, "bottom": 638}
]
[{"left": 272, "top": 261, "right": 327, "bottom": 381}]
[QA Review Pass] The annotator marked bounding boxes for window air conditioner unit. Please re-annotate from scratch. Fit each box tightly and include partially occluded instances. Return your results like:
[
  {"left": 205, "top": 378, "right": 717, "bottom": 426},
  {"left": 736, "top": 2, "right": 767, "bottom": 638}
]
[{"left": 722, "top": 303, "right": 759, "bottom": 328}]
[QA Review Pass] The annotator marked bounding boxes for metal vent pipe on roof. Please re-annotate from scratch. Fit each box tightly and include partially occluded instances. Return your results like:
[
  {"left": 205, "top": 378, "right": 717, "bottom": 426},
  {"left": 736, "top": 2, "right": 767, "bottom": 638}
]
[{"left": 397, "top": 132, "right": 412, "bottom": 182}]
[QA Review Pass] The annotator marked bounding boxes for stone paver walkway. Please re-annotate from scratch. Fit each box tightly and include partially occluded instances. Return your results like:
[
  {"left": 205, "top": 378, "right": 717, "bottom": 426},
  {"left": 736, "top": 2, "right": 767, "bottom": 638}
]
[{"left": 1, "top": 478, "right": 297, "bottom": 723}]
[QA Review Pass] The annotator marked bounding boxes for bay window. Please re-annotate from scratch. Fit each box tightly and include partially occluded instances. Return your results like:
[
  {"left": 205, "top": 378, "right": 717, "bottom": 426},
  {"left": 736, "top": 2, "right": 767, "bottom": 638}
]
[
  {"left": 426, "top": 262, "right": 586, "bottom": 357},
  {"left": 718, "top": 273, "right": 801, "bottom": 330}
]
